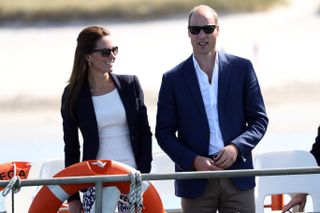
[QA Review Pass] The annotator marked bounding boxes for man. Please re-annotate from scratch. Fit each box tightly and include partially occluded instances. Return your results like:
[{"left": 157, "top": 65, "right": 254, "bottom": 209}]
[
  {"left": 155, "top": 5, "right": 268, "bottom": 213},
  {"left": 282, "top": 125, "right": 320, "bottom": 212}
]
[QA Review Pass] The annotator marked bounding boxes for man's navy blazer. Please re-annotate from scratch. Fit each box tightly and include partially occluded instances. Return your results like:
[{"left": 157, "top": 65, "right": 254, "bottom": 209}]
[
  {"left": 155, "top": 52, "right": 268, "bottom": 198},
  {"left": 61, "top": 74, "right": 152, "bottom": 173}
]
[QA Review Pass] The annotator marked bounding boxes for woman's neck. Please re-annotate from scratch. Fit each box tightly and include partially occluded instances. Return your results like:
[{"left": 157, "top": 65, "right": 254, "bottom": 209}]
[{"left": 88, "top": 72, "right": 115, "bottom": 95}]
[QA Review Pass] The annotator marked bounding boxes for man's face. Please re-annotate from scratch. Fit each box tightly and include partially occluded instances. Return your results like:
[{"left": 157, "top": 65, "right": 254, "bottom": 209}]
[{"left": 188, "top": 9, "right": 219, "bottom": 56}]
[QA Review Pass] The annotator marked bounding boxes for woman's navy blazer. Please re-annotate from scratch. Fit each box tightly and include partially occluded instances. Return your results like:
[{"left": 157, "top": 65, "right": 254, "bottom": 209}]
[{"left": 61, "top": 74, "right": 152, "bottom": 173}]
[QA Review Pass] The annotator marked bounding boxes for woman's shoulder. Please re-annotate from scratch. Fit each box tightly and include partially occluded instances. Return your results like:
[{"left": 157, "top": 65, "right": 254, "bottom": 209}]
[
  {"left": 61, "top": 84, "right": 71, "bottom": 98},
  {"left": 112, "top": 74, "right": 140, "bottom": 85},
  {"left": 114, "top": 74, "right": 136, "bottom": 81}
]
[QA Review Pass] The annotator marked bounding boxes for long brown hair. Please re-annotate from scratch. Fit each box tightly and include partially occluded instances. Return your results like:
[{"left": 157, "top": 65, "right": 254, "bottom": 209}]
[{"left": 66, "top": 26, "right": 110, "bottom": 118}]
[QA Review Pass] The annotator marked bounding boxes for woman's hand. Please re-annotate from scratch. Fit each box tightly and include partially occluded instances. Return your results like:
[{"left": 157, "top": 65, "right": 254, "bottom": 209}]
[{"left": 282, "top": 193, "right": 307, "bottom": 212}]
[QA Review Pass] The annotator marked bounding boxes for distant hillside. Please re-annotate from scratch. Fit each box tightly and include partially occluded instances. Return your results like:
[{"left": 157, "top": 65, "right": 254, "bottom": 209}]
[{"left": 0, "top": 0, "right": 286, "bottom": 24}]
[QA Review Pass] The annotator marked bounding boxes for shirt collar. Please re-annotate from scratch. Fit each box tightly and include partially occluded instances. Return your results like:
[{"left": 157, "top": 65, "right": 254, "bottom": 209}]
[{"left": 192, "top": 52, "right": 219, "bottom": 82}]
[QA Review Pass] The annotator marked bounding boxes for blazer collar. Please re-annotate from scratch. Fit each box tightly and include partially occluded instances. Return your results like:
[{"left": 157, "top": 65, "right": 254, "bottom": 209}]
[
  {"left": 77, "top": 80, "right": 99, "bottom": 136},
  {"left": 110, "top": 73, "right": 136, "bottom": 136},
  {"left": 110, "top": 73, "right": 122, "bottom": 91},
  {"left": 110, "top": 73, "right": 128, "bottom": 110},
  {"left": 80, "top": 74, "right": 135, "bottom": 139},
  {"left": 182, "top": 55, "right": 208, "bottom": 122},
  {"left": 217, "top": 52, "right": 232, "bottom": 112},
  {"left": 182, "top": 52, "right": 232, "bottom": 117}
]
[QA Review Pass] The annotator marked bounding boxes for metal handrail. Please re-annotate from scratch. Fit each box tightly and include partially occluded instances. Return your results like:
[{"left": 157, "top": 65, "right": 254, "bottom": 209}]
[{"left": 1, "top": 167, "right": 320, "bottom": 212}]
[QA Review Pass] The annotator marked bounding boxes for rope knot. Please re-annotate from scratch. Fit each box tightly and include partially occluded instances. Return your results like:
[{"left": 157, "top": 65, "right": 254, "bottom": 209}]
[
  {"left": 128, "top": 171, "right": 143, "bottom": 213},
  {"left": 2, "top": 163, "right": 22, "bottom": 197}
]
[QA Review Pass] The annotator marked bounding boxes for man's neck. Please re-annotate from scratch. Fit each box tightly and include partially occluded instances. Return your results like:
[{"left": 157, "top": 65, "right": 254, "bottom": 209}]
[{"left": 194, "top": 51, "right": 216, "bottom": 82}]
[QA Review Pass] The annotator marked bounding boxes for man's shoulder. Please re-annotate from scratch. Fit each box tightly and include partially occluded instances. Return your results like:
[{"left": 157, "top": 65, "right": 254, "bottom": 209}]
[
  {"left": 164, "top": 55, "right": 193, "bottom": 77},
  {"left": 219, "top": 51, "right": 251, "bottom": 64}
]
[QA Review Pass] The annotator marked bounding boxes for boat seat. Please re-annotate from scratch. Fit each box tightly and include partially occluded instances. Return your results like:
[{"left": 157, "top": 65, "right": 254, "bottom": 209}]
[
  {"left": 37, "top": 158, "right": 64, "bottom": 179},
  {"left": 254, "top": 150, "right": 320, "bottom": 213}
]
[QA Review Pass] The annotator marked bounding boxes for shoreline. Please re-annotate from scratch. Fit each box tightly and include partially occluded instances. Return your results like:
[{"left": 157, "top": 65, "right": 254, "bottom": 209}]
[
  {"left": 0, "top": 80, "right": 319, "bottom": 110},
  {"left": 1, "top": 80, "right": 319, "bottom": 135},
  {"left": 0, "top": 0, "right": 287, "bottom": 28}
]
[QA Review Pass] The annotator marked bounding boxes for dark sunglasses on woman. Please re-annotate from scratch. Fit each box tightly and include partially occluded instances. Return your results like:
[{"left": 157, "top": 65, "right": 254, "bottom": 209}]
[
  {"left": 188, "top": 25, "right": 216, "bottom": 35},
  {"left": 91, "top": 46, "right": 118, "bottom": 58}
]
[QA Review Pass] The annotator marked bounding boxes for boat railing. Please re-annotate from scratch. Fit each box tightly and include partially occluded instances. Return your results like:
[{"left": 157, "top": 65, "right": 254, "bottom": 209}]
[{"left": 1, "top": 167, "right": 320, "bottom": 212}]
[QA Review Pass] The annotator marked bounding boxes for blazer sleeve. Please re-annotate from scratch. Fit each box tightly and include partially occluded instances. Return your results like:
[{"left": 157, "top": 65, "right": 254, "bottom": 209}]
[
  {"left": 61, "top": 87, "right": 81, "bottom": 202},
  {"left": 230, "top": 60, "right": 268, "bottom": 159},
  {"left": 133, "top": 76, "right": 153, "bottom": 173},
  {"left": 61, "top": 87, "right": 81, "bottom": 168},
  {"left": 155, "top": 74, "right": 198, "bottom": 171}
]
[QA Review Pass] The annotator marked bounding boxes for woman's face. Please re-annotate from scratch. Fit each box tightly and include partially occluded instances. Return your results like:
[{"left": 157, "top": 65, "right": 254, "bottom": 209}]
[{"left": 86, "top": 35, "right": 118, "bottom": 75}]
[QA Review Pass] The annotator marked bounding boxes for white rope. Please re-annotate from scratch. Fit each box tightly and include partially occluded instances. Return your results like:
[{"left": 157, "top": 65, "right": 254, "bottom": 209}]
[
  {"left": 1, "top": 163, "right": 22, "bottom": 213},
  {"left": 135, "top": 171, "right": 143, "bottom": 213},
  {"left": 2, "top": 163, "right": 21, "bottom": 196},
  {"left": 128, "top": 172, "right": 136, "bottom": 213},
  {"left": 128, "top": 171, "right": 143, "bottom": 213}
]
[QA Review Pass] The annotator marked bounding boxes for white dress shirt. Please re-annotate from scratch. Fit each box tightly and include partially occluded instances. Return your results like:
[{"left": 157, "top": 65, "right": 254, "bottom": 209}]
[{"left": 193, "top": 52, "right": 224, "bottom": 155}]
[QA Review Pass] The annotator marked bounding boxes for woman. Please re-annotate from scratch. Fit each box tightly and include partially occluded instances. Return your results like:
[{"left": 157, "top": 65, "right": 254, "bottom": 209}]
[{"left": 61, "top": 26, "right": 152, "bottom": 213}]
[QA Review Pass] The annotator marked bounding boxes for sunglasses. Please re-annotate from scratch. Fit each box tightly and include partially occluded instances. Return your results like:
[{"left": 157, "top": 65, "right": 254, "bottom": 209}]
[
  {"left": 188, "top": 25, "right": 216, "bottom": 35},
  {"left": 91, "top": 46, "right": 118, "bottom": 57}
]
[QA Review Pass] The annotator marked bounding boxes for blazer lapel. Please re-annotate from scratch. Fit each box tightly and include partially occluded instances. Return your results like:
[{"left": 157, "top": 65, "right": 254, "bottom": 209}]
[
  {"left": 111, "top": 73, "right": 122, "bottom": 91},
  {"left": 182, "top": 56, "right": 208, "bottom": 122},
  {"left": 111, "top": 74, "right": 136, "bottom": 137},
  {"left": 217, "top": 52, "right": 232, "bottom": 113},
  {"left": 111, "top": 73, "right": 127, "bottom": 107},
  {"left": 78, "top": 81, "right": 99, "bottom": 135}
]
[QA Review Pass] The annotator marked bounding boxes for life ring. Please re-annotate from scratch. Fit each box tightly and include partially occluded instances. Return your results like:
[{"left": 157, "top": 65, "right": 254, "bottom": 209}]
[
  {"left": 0, "top": 161, "right": 31, "bottom": 190},
  {"left": 28, "top": 160, "right": 165, "bottom": 213}
]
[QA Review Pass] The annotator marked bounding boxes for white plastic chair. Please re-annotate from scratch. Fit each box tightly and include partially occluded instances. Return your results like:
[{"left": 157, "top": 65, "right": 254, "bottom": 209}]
[
  {"left": 151, "top": 153, "right": 181, "bottom": 213},
  {"left": 34, "top": 159, "right": 67, "bottom": 212},
  {"left": 37, "top": 158, "right": 64, "bottom": 179},
  {"left": 254, "top": 150, "right": 320, "bottom": 213},
  {"left": 34, "top": 158, "right": 65, "bottom": 204}
]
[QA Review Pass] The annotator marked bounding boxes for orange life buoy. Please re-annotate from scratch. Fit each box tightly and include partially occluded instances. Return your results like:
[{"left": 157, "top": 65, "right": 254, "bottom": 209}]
[
  {"left": 28, "top": 160, "right": 165, "bottom": 213},
  {"left": 0, "top": 161, "right": 31, "bottom": 190}
]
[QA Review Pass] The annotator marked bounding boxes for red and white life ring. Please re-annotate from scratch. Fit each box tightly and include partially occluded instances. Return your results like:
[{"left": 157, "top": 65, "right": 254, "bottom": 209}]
[{"left": 28, "top": 160, "right": 165, "bottom": 213}]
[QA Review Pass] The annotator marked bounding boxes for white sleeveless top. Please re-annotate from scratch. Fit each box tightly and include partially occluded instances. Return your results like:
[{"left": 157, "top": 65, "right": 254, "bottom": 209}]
[{"left": 91, "top": 89, "right": 137, "bottom": 169}]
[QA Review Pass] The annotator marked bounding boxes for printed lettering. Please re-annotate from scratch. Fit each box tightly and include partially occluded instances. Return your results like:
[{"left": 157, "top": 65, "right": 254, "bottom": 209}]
[
  {"left": 0, "top": 170, "right": 27, "bottom": 180},
  {"left": 8, "top": 170, "right": 14, "bottom": 179},
  {"left": 19, "top": 170, "right": 26, "bottom": 178},
  {"left": 0, "top": 172, "right": 5, "bottom": 180}
]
